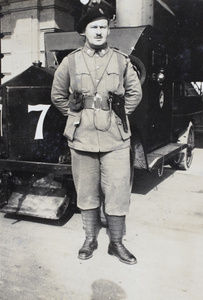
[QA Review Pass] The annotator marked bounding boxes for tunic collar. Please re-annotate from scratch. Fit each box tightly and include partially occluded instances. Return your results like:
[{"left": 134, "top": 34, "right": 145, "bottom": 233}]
[{"left": 84, "top": 43, "right": 110, "bottom": 57}]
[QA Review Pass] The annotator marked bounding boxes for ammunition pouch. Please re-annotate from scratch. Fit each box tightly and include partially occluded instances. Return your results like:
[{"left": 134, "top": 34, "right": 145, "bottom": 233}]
[
  {"left": 69, "top": 91, "right": 84, "bottom": 112},
  {"left": 108, "top": 92, "right": 128, "bottom": 133}
]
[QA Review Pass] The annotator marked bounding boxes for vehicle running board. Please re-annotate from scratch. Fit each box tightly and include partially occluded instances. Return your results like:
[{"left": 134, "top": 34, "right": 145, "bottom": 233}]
[
  {"left": 0, "top": 192, "right": 68, "bottom": 219},
  {"left": 0, "top": 175, "right": 70, "bottom": 219},
  {"left": 147, "top": 143, "right": 187, "bottom": 171}
]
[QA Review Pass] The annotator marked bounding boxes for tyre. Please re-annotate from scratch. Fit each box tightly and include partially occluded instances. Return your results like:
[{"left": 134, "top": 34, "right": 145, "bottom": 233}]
[{"left": 170, "top": 123, "right": 195, "bottom": 170}]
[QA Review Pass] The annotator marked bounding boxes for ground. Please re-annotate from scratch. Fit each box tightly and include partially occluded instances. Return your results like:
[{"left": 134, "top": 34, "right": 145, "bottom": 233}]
[{"left": 0, "top": 134, "right": 203, "bottom": 300}]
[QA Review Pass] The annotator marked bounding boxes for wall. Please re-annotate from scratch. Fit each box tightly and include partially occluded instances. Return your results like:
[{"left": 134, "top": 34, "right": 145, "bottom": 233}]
[
  {"left": 0, "top": 0, "right": 75, "bottom": 83},
  {"left": 116, "top": 0, "right": 153, "bottom": 27}
]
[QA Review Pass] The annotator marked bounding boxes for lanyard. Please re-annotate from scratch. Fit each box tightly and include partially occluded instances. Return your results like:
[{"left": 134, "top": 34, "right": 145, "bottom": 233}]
[{"left": 82, "top": 49, "right": 114, "bottom": 94}]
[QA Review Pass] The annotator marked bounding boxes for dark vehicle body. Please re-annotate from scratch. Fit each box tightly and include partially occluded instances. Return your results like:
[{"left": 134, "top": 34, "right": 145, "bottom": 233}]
[{"left": 0, "top": 26, "right": 202, "bottom": 219}]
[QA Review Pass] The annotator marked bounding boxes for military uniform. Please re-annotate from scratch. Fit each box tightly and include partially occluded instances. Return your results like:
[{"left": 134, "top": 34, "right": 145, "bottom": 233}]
[
  {"left": 51, "top": 43, "right": 142, "bottom": 214},
  {"left": 51, "top": 44, "right": 141, "bottom": 151},
  {"left": 51, "top": 3, "right": 142, "bottom": 265}
]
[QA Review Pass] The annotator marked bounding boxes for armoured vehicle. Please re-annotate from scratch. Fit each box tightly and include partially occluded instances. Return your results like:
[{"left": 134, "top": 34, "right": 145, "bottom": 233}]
[{"left": 0, "top": 2, "right": 202, "bottom": 219}]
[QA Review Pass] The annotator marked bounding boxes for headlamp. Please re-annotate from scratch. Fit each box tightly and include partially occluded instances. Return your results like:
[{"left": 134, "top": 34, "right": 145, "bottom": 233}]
[
  {"left": 80, "top": 0, "right": 90, "bottom": 4},
  {"left": 80, "top": 0, "right": 102, "bottom": 5}
]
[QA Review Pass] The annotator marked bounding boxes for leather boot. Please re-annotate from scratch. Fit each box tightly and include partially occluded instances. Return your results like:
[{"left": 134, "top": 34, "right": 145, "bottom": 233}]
[
  {"left": 107, "top": 215, "right": 137, "bottom": 265},
  {"left": 78, "top": 208, "right": 99, "bottom": 260}
]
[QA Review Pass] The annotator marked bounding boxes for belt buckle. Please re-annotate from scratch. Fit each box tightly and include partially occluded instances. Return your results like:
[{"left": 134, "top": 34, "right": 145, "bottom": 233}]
[{"left": 94, "top": 93, "right": 102, "bottom": 110}]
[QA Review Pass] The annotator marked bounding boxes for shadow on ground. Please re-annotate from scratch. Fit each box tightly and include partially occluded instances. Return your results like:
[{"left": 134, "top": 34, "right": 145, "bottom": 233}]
[
  {"left": 91, "top": 279, "right": 127, "bottom": 300},
  {"left": 195, "top": 131, "right": 203, "bottom": 148},
  {"left": 132, "top": 167, "right": 175, "bottom": 195}
]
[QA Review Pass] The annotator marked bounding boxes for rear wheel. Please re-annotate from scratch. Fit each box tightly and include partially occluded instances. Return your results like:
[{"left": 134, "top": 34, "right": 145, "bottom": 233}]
[{"left": 170, "top": 123, "right": 195, "bottom": 170}]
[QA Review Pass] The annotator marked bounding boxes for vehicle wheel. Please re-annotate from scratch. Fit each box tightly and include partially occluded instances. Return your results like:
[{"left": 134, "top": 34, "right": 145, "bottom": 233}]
[{"left": 170, "top": 124, "right": 195, "bottom": 170}]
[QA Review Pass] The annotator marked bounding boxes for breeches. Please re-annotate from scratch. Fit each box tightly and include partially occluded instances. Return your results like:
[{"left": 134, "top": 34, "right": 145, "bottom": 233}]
[{"left": 70, "top": 147, "right": 131, "bottom": 215}]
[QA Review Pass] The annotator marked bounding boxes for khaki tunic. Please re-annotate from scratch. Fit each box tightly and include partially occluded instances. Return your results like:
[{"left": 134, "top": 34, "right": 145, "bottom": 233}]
[{"left": 51, "top": 44, "right": 142, "bottom": 152}]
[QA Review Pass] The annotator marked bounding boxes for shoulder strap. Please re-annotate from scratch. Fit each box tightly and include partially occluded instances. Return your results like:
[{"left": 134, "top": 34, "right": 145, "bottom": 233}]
[
  {"left": 69, "top": 47, "right": 83, "bottom": 56},
  {"left": 111, "top": 47, "right": 129, "bottom": 58},
  {"left": 67, "top": 52, "right": 77, "bottom": 91}
]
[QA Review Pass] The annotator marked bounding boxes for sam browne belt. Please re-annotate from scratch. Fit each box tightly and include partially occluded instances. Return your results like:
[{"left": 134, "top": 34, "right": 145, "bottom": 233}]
[
  {"left": 84, "top": 95, "right": 109, "bottom": 110},
  {"left": 69, "top": 91, "right": 128, "bottom": 132},
  {"left": 69, "top": 91, "right": 110, "bottom": 111}
]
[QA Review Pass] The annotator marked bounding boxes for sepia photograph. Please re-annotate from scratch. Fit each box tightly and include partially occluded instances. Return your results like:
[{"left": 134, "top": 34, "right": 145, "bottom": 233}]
[{"left": 0, "top": 0, "right": 203, "bottom": 299}]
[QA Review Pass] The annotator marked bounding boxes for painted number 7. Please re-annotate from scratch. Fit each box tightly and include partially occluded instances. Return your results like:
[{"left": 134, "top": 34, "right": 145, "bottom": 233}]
[{"left": 28, "top": 104, "right": 51, "bottom": 140}]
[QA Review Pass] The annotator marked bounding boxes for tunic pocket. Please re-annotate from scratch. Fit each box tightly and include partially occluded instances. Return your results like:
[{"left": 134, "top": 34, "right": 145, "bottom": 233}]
[
  {"left": 75, "top": 71, "right": 90, "bottom": 93},
  {"left": 106, "top": 54, "right": 120, "bottom": 92},
  {"left": 63, "top": 111, "right": 81, "bottom": 141},
  {"left": 106, "top": 70, "right": 119, "bottom": 92}
]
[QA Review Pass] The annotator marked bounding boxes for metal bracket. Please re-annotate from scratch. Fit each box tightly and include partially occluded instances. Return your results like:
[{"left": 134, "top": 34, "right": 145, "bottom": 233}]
[{"left": 0, "top": 172, "right": 13, "bottom": 208}]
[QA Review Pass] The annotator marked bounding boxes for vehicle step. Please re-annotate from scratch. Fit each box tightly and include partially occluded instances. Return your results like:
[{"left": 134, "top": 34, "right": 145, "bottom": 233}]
[
  {"left": 147, "top": 143, "right": 187, "bottom": 170},
  {"left": 0, "top": 176, "right": 69, "bottom": 219}
]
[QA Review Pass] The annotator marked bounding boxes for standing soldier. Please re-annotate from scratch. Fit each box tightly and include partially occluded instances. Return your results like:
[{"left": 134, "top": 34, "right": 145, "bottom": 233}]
[{"left": 51, "top": 3, "right": 142, "bottom": 265}]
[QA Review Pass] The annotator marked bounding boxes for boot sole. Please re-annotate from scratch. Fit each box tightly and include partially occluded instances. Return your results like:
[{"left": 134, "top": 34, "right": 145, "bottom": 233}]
[
  {"left": 78, "top": 243, "right": 98, "bottom": 260},
  {"left": 108, "top": 249, "right": 137, "bottom": 265},
  {"left": 78, "top": 253, "right": 93, "bottom": 260}
]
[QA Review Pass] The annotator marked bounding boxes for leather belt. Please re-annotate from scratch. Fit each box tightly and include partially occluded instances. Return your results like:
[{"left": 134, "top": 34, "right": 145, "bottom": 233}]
[{"left": 84, "top": 96, "right": 110, "bottom": 110}]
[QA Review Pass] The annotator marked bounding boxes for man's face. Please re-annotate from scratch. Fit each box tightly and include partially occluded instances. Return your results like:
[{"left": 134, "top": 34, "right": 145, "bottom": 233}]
[{"left": 84, "top": 19, "right": 110, "bottom": 49}]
